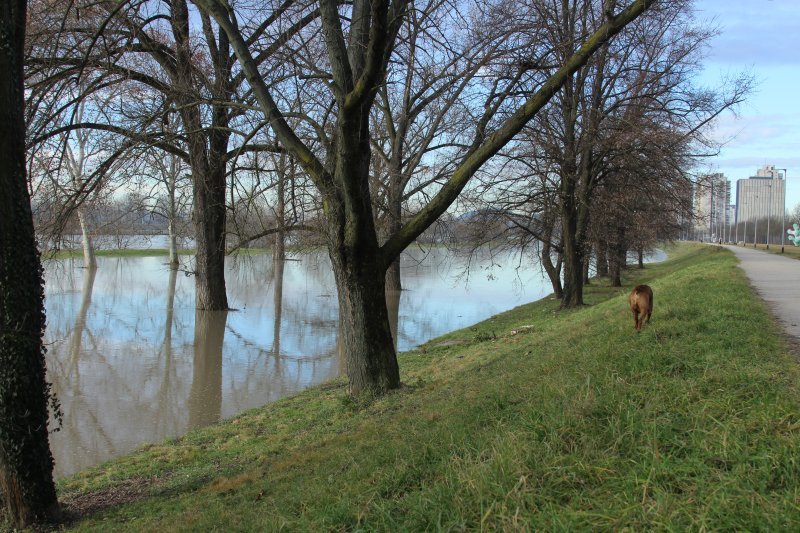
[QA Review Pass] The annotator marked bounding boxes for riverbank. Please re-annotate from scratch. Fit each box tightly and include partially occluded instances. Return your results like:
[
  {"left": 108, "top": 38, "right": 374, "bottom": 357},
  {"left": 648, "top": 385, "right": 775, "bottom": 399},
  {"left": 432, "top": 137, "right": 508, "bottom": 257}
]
[
  {"left": 43, "top": 243, "right": 800, "bottom": 530},
  {"left": 41, "top": 247, "right": 268, "bottom": 260}
]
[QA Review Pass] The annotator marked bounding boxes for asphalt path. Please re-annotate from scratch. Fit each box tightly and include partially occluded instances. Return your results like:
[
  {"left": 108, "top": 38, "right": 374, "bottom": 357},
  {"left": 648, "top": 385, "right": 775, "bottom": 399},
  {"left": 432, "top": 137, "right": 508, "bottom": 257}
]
[{"left": 724, "top": 244, "right": 800, "bottom": 340}]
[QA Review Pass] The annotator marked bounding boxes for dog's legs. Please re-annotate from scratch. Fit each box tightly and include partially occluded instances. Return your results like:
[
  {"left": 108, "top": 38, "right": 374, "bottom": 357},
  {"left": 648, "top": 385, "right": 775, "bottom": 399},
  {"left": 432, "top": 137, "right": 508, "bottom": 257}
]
[{"left": 632, "top": 309, "right": 640, "bottom": 331}]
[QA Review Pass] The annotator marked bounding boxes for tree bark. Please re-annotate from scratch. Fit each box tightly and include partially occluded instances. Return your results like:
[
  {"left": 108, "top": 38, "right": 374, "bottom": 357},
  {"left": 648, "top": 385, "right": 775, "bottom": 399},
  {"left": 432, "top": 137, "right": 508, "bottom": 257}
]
[
  {"left": 168, "top": 218, "right": 179, "bottom": 269},
  {"left": 167, "top": 160, "right": 180, "bottom": 269},
  {"left": 172, "top": 0, "right": 229, "bottom": 310},
  {"left": 330, "top": 251, "right": 400, "bottom": 395},
  {"left": 0, "top": 1, "right": 61, "bottom": 526},
  {"left": 191, "top": 163, "right": 228, "bottom": 310},
  {"left": 324, "top": 114, "right": 401, "bottom": 395},
  {"left": 596, "top": 240, "right": 609, "bottom": 277},
  {"left": 559, "top": 80, "right": 585, "bottom": 307},
  {"left": 540, "top": 229, "right": 563, "bottom": 299},
  {"left": 77, "top": 209, "right": 97, "bottom": 269}
]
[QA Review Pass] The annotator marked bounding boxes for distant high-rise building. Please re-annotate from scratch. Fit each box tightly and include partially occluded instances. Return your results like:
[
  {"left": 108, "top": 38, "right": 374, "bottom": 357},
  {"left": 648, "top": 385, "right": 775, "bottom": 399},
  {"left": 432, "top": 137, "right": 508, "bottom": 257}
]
[
  {"left": 693, "top": 173, "right": 730, "bottom": 240},
  {"left": 735, "top": 165, "right": 785, "bottom": 224}
]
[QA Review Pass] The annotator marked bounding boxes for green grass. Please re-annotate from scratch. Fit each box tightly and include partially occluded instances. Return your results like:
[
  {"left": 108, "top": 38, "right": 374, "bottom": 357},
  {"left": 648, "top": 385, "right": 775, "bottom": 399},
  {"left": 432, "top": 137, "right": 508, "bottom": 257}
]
[
  {"left": 47, "top": 243, "right": 800, "bottom": 531},
  {"left": 742, "top": 242, "right": 800, "bottom": 260}
]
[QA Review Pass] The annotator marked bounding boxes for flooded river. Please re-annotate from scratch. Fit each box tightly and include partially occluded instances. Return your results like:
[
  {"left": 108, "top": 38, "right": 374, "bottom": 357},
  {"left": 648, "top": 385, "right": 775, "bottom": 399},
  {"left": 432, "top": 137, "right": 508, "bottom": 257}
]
[{"left": 44, "top": 246, "right": 557, "bottom": 478}]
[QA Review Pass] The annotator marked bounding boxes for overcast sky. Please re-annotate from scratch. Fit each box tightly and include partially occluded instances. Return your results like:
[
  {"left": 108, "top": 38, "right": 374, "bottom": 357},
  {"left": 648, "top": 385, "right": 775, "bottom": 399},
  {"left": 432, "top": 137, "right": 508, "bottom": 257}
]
[{"left": 694, "top": 0, "right": 800, "bottom": 209}]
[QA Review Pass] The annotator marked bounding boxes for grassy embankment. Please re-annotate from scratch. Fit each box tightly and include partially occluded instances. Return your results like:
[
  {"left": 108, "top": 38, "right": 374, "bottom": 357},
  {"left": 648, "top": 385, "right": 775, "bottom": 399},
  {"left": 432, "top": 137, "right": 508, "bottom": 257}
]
[
  {"left": 742, "top": 242, "right": 800, "bottom": 260},
  {"left": 50, "top": 243, "right": 800, "bottom": 531}
]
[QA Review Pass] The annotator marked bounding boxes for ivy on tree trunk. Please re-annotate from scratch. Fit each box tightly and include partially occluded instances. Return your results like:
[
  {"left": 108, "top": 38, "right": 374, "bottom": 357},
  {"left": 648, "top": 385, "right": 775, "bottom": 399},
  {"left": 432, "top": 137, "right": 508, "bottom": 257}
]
[{"left": 0, "top": 0, "right": 61, "bottom": 527}]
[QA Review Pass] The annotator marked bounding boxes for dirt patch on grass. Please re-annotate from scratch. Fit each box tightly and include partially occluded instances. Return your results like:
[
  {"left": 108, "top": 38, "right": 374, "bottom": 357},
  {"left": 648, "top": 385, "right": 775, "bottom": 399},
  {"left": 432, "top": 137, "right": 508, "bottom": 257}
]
[{"left": 60, "top": 475, "right": 163, "bottom": 520}]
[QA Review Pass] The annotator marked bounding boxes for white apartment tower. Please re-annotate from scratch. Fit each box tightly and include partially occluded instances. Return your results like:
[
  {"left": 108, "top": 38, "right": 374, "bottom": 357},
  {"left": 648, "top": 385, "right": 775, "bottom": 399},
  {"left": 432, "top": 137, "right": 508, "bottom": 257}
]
[
  {"left": 735, "top": 165, "right": 785, "bottom": 224},
  {"left": 694, "top": 173, "right": 730, "bottom": 240}
]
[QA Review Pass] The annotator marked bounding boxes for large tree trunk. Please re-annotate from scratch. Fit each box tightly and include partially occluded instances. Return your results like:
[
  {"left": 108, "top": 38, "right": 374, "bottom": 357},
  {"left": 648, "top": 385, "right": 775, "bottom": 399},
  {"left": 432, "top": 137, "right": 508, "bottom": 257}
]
[
  {"left": 329, "top": 251, "right": 400, "bottom": 395},
  {"left": 173, "top": 0, "right": 229, "bottom": 310},
  {"left": 191, "top": 160, "right": 228, "bottom": 310},
  {"left": 558, "top": 76, "right": 586, "bottom": 308},
  {"left": 0, "top": 1, "right": 61, "bottom": 526},
  {"left": 561, "top": 209, "right": 584, "bottom": 307},
  {"left": 326, "top": 119, "right": 400, "bottom": 395}
]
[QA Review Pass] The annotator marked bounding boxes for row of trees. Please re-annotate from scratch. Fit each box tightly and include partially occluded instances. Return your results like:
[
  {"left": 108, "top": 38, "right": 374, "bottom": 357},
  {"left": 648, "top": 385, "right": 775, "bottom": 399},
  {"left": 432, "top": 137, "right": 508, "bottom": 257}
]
[{"left": 2, "top": 0, "right": 749, "bottom": 526}]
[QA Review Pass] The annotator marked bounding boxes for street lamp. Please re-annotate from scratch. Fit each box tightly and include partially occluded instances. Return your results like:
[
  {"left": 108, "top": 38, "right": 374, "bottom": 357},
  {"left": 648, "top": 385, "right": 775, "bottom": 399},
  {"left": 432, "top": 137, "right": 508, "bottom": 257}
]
[
  {"left": 767, "top": 180, "right": 773, "bottom": 249},
  {"left": 775, "top": 168, "right": 788, "bottom": 253}
]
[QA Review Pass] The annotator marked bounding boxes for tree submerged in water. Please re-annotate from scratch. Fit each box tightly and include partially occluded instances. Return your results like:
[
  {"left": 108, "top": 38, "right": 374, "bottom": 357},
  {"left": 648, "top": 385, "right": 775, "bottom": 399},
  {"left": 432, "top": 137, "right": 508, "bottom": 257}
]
[{"left": 193, "top": 0, "right": 656, "bottom": 395}]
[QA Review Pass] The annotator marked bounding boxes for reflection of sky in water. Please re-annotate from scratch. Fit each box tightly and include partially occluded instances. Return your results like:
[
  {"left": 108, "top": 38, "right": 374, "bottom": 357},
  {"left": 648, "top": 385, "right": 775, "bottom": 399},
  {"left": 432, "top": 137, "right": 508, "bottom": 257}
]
[{"left": 43, "top": 247, "right": 664, "bottom": 478}]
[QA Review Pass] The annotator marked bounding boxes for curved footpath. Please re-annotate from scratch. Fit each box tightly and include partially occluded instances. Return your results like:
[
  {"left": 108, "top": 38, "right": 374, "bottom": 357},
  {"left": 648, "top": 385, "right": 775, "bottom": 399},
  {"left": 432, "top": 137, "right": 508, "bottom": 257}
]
[{"left": 724, "top": 244, "right": 800, "bottom": 340}]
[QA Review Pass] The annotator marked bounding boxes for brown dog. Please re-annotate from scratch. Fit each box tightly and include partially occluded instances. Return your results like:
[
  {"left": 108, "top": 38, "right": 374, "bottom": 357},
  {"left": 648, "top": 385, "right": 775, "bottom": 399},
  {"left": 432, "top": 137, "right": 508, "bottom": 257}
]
[{"left": 629, "top": 285, "right": 653, "bottom": 331}]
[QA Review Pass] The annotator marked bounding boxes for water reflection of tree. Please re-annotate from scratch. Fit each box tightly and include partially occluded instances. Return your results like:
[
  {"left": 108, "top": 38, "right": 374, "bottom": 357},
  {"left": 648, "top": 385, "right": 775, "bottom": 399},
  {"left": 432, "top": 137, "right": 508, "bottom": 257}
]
[
  {"left": 151, "top": 267, "right": 182, "bottom": 438},
  {"left": 188, "top": 310, "right": 227, "bottom": 430},
  {"left": 48, "top": 265, "right": 120, "bottom": 477}
]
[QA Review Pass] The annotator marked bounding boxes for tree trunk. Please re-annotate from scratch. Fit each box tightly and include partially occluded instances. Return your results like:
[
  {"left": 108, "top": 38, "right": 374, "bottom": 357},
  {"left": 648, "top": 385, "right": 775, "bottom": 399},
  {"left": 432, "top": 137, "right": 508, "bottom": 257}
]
[
  {"left": 77, "top": 209, "right": 97, "bottom": 269},
  {"left": 596, "top": 240, "right": 609, "bottom": 277},
  {"left": 638, "top": 247, "right": 644, "bottom": 269},
  {"left": 168, "top": 218, "right": 179, "bottom": 269},
  {"left": 561, "top": 216, "right": 584, "bottom": 306},
  {"left": 609, "top": 228, "right": 626, "bottom": 287},
  {"left": 328, "top": 236, "right": 400, "bottom": 395},
  {"left": 540, "top": 233, "right": 563, "bottom": 299},
  {"left": 382, "top": 180, "right": 403, "bottom": 292},
  {"left": 167, "top": 166, "right": 180, "bottom": 269},
  {"left": 558, "top": 76, "right": 585, "bottom": 308},
  {"left": 609, "top": 255, "right": 622, "bottom": 287},
  {"left": 192, "top": 162, "right": 228, "bottom": 310},
  {"left": 173, "top": 0, "right": 229, "bottom": 310},
  {"left": 0, "top": 2, "right": 61, "bottom": 525}
]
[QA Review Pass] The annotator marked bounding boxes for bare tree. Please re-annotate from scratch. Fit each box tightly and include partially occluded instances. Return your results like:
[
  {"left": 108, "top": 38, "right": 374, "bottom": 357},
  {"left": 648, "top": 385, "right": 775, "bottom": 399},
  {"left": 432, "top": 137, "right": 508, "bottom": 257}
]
[
  {"left": 195, "top": 0, "right": 655, "bottom": 395},
  {"left": 514, "top": 0, "right": 749, "bottom": 306},
  {"left": 0, "top": 0, "right": 61, "bottom": 527},
  {"left": 25, "top": 0, "right": 318, "bottom": 309}
]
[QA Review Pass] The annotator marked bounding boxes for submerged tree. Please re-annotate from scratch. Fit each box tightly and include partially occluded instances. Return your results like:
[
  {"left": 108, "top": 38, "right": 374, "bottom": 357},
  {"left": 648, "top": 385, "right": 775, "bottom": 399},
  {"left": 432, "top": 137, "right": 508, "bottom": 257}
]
[
  {"left": 195, "top": 0, "right": 655, "bottom": 395},
  {"left": 0, "top": 0, "right": 61, "bottom": 527}
]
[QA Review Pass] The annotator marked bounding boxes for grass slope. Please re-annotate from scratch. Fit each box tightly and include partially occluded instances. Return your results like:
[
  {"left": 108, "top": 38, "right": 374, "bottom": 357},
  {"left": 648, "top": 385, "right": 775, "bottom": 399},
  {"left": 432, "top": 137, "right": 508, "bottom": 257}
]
[{"left": 52, "top": 244, "right": 800, "bottom": 531}]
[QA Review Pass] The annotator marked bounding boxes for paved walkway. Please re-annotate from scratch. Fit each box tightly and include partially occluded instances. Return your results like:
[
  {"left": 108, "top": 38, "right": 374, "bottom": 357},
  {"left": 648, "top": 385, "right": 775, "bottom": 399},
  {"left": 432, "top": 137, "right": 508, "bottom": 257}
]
[{"left": 724, "top": 245, "right": 800, "bottom": 340}]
